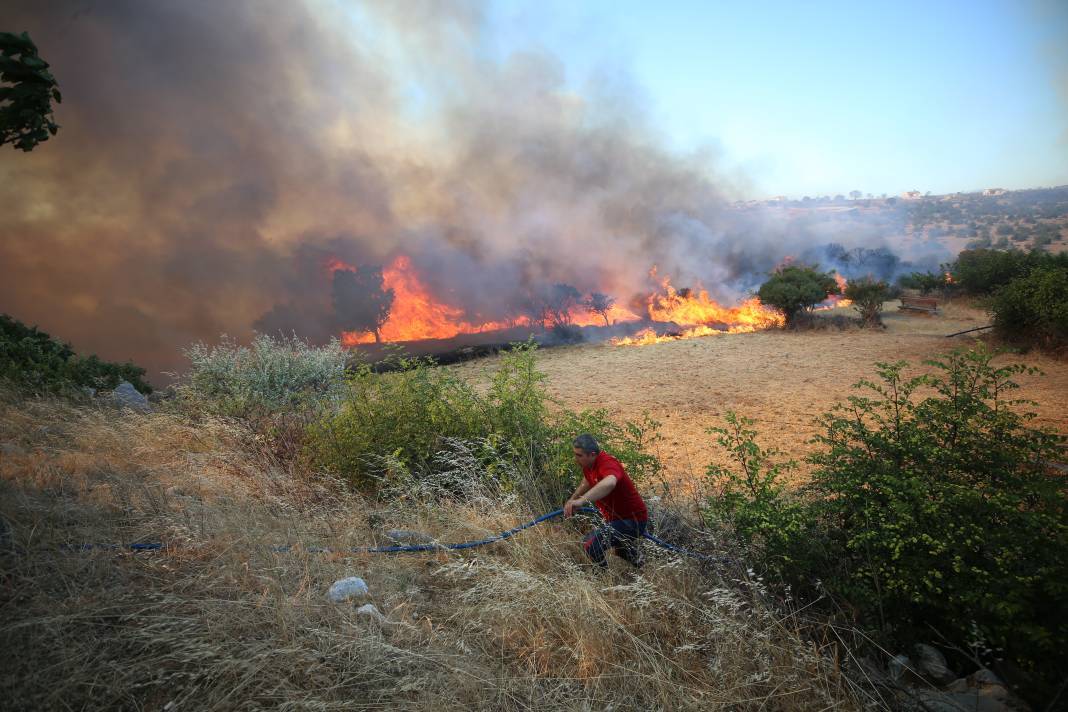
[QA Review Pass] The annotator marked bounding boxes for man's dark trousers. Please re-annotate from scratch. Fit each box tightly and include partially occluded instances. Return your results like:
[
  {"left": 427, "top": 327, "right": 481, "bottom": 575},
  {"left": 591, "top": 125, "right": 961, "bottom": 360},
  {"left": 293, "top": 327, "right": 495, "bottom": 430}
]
[{"left": 583, "top": 518, "right": 647, "bottom": 568}]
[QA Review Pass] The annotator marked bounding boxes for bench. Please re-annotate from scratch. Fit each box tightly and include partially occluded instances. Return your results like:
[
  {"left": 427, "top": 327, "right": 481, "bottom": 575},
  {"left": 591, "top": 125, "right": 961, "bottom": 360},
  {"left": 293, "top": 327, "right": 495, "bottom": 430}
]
[{"left": 898, "top": 295, "right": 939, "bottom": 314}]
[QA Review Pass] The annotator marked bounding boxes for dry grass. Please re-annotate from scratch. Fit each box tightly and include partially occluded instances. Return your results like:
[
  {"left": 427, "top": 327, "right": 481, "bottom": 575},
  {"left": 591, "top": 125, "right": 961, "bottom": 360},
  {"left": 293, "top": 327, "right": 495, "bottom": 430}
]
[
  {"left": 452, "top": 299, "right": 1068, "bottom": 482},
  {"left": 0, "top": 396, "right": 874, "bottom": 711}
]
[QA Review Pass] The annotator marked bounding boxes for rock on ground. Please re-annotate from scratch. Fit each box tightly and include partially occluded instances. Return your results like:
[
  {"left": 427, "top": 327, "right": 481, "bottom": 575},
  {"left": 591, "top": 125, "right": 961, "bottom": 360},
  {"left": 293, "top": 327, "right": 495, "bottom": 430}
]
[
  {"left": 111, "top": 381, "right": 151, "bottom": 413},
  {"left": 327, "top": 577, "right": 369, "bottom": 603}
]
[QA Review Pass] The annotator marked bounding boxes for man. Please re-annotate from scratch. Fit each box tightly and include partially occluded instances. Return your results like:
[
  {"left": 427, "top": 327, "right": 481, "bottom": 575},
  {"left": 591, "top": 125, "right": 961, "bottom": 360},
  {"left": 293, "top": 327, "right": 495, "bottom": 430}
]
[{"left": 564, "top": 434, "right": 649, "bottom": 569}]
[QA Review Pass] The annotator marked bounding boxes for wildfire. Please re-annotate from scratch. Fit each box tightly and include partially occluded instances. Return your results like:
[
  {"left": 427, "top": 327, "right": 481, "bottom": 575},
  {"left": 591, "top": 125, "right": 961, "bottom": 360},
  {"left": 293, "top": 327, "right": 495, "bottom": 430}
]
[
  {"left": 329, "top": 255, "right": 790, "bottom": 349},
  {"left": 814, "top": 272, "right": 852, "bottom": 310},
  {"left": 645, "top": 276, "right": 783, "bottom": 331},
  {"left": 611, "top": 325, "right": 722, "bottom": 346},
  {"left": 334, "top": 255, "right": 516, "bottom": 346}
]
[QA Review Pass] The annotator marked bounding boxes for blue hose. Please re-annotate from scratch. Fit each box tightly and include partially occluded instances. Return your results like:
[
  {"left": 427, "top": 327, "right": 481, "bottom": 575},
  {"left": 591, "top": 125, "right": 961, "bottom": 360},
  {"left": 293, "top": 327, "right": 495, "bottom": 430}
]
[{"left": 60, "top": 506, "right": 729, "bottom": 563}]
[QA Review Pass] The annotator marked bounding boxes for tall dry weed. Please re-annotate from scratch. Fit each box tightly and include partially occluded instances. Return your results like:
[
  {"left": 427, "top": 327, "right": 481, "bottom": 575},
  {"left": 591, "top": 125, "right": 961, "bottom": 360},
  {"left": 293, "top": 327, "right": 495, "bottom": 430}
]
[{"left": 1, "top": 394, "right": 874, "bottom": 710}]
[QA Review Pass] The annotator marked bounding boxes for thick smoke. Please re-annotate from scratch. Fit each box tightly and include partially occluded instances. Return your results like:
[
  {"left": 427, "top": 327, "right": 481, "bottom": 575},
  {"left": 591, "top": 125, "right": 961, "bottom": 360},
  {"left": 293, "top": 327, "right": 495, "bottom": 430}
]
[{"left": 1, "top": 0, "right": 931, "bottom": 380}]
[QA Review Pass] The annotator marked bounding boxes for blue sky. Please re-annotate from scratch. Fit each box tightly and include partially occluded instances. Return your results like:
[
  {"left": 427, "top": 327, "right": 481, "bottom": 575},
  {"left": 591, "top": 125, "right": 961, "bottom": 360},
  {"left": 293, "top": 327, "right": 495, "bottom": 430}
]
[{"left": 483, "top": 0, "right": 1068, "bottom": 199}]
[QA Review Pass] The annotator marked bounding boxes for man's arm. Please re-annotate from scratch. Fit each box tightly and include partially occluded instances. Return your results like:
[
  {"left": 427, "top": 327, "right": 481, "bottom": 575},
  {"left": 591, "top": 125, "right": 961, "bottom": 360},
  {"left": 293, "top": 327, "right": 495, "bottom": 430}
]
[
  {"left": 564, "top": 479, "right": 592, "bottom": 517},
  {"left": 565, "top": 475, "right": 617, "bottom": 517}
]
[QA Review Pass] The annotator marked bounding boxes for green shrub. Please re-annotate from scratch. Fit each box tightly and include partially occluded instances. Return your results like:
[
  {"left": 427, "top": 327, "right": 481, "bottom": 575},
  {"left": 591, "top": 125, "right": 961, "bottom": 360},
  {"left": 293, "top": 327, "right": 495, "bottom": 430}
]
[
  {"left": 896, "top": 271, "right": 948, "bottom": 295},
  {"left": 704, "top": 346, "right": 1067, "bottom": 700},
  {"left": 809, "top": 347, "right": 1066, "bottom": 694},
  {"left": 307, "top": 355, "right": 486, "bottom": 487},
  {"left": 0, "top": 314, "right": 150, "bottom": 395},
  {"left": 307, "top": 343, "right": 662, "bottom": 507},
  {"left": 757, "top": 265, "right": 841, "bottom": 327},
  {"left": 844, "top": 277, "right": 890, "bottom": 327},
  {"left": 179, "top": 333, "right": 347, "bottom": 418},
  {"left": 989, "top": 265, "right": 1068, "bottom": 349},
  {"left": 702, "top": 412, "right": 819, "bottom": 583},
  {"left": 949, "top": 248, "right": 1068, "bottom": 295}
]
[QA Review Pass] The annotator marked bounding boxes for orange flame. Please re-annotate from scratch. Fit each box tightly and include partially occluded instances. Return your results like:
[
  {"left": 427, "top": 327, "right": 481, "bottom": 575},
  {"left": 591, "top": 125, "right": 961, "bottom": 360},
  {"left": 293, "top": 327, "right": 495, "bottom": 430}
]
[
  {"left": 337, "top": 255, "right": 519, "bottom": 346},
  {"left": 331, "top": 256, "right": 791, "bottom": 348},
  {"left": 813, "top": 272, "right": 852, "bottom": 310},
  {"left": 644, "top": 271, "right": 783, "bottom": 331}
]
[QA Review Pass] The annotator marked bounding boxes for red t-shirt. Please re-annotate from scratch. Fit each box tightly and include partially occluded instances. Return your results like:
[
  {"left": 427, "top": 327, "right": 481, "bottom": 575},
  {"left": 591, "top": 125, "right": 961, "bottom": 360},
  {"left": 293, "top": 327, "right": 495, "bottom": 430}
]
[{"left": 582, "top": 451, "right": 648, "bottom": 522}]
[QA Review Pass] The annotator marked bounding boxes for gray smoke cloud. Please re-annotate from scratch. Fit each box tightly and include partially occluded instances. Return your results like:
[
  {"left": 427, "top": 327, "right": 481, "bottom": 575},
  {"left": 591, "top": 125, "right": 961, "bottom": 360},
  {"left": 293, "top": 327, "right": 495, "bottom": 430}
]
[{"left": 1, "top": 0, "right": 929, "bottom": 380}]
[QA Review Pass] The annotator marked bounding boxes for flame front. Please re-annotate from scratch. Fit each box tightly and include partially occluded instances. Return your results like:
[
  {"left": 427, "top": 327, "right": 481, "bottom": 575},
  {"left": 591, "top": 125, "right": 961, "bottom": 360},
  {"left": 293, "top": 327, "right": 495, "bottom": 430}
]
[
  {"left": 645, "top": 273, "right": 783, "bottom": 331},
  {"left": 336, "top": 255, "right": 516, "bottom": 346},
  {"left": 330, "top": 255, "right": 788, "bottom": 348}
]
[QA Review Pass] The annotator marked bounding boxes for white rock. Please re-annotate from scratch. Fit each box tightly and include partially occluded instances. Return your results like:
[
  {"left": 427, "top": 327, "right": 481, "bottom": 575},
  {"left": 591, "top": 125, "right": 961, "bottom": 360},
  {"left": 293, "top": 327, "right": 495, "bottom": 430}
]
[
  {"left": 356, "top": 603, "right": 386, "bottom": 623},
  {"left": 327, "top": 576, "right": 369, "bottom": 603}
]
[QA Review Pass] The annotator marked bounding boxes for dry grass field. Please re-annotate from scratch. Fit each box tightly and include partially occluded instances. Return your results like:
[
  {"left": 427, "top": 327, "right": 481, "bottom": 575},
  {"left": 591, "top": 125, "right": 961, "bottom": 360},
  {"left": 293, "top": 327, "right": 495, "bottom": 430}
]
[
  {"left": 452, "top": 300, "right": 1068, "bottom": 482},
  {"left": 0, "top": 398, "right": 868, "bottom": 711}
]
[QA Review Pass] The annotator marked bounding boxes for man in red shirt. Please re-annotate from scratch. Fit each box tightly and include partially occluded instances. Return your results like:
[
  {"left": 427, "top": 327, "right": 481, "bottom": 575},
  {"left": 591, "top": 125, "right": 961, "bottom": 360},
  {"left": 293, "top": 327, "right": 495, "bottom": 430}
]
[{"left": 564, "top": 434, "right": 649, "bottom": 569}]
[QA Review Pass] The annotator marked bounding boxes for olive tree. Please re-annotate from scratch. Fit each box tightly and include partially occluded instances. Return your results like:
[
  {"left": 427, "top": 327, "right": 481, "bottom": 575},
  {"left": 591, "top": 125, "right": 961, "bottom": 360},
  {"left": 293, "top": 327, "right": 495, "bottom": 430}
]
[{"left": 756, "top": 265, "right": 840, "bottom": 327}]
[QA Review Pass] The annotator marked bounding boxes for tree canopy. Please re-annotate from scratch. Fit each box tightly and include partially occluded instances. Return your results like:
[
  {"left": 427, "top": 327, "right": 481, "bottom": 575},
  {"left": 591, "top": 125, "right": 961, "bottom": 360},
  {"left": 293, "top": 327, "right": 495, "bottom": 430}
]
[
  {"left": 0, "top": 31, "right": 61, "bottom": 151},
  {"left": 756, "top": 265, "right": 840, "bottom": 327}
]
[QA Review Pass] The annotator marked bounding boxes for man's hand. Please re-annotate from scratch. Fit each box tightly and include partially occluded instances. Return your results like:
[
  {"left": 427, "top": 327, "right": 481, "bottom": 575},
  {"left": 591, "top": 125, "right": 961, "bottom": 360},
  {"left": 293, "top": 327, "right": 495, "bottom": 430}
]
[{"left": 564, "top": 498, "right": 584, "bottom": 518}]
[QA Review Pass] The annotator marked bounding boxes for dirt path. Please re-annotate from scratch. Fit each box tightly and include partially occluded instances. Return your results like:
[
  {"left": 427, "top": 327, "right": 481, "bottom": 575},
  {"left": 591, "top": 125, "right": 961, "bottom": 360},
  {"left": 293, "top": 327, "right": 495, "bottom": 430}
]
[{"left": 451, "top": 301, "right": 1068, "bottom": 483}]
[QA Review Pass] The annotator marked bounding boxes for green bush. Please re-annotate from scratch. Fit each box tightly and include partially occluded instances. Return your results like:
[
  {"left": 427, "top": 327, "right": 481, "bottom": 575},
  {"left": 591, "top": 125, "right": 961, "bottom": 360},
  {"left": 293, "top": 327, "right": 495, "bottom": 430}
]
[
  {"left": 307, "top": 343, "right": 662, "bottom": 507},
  {"left": 0, "top": 314, "right": 150, "bottom": 395},
  {"left": 179, "top": 333, "right": 348, "bottom": 418},
  {"left": 844, "top": 277, "right": 890, "bottom": 327},
  {"left": 307, "top": 354, "right": 485, "bottom": 487},
  {"left": 702, "top": 412, "right": 819, "bottom": 582},
  {"left": 949, "top": 248, "right": 1068, "bottom": 295},
  {"left": 809, "top": 346, "right": 1066, "bottom": 696},
  {"left": 705, "top": 346, "right": 1067, "bottom": 700},
  {"left": 756, "top": 265, "right": 841, "bottom": 327},
  {"left": 896, "top": 271, "right": 948, "bottom": 295},
  {"left": 989, "top": 265, "right": 1068, "bottom": 349}
]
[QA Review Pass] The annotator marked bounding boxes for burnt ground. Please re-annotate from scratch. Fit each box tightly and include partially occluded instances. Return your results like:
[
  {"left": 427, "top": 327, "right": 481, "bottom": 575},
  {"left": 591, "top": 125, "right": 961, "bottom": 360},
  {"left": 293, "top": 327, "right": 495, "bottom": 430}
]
[{"left": 450, "top": 299, "right": 1068, "bottom": 486}]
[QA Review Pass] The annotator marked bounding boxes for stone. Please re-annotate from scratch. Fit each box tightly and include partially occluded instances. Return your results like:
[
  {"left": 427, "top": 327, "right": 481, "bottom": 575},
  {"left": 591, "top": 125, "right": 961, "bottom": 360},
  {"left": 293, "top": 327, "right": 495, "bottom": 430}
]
[
  {"left": 944, "top": 678, "right": 970, "bottom": 694},
  {"left": 111, "top": 381, "right": 151, "bottom": 413},
  {"left": 914, "top": 691, "right": 1012, "bottom": 712},
  {"left": 385, "top": 529, "right": 435, "bottom": 545},
  {"left": 356, "top": 603, "right": 386, "bottom": 623},
  {"left": 327, "top": 576, "right": 369, "bottom": 603},
  {"left": 968, "top": 670, "right": 1012, "bottom": 702},
  {"left": 888, "top": 654, "right": 913, "bottom": 682},
  {"left": 914, "top": 644, "right": 957, "bottom": 685}
]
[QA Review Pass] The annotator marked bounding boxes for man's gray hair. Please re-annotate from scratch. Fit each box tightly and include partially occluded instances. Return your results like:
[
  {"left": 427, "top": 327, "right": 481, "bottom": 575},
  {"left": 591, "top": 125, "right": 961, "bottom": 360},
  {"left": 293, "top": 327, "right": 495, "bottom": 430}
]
[{"left": 572, "top": 434, "right": 600, "bottom": 454}]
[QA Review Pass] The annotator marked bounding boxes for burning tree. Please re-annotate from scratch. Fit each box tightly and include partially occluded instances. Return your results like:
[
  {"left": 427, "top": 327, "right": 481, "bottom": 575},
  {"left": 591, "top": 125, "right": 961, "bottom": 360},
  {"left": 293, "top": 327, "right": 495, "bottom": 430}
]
[
  {"left": 332, "top": 265, "right": 394, "bottom": 343},
  {"left": 583, "top": 292, "right": 616, "bottom": 327},
  {"left": 757, "top": 265, "right": 841, "bottom": 328},
  {"left": 524, "top": 283, "right": 582, "bottom": 328}
]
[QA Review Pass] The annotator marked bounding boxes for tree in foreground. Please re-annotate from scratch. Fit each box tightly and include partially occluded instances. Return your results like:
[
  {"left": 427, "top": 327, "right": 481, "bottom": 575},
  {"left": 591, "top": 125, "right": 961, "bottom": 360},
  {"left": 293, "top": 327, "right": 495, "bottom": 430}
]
[
  {"left": 844, "top": 276, "right": 890, "bottom": 327},
  {"left": 704, "top": 345, "right": 1067, "bottom": 707},
  {"left": 583, "top": 292, "right": 616, "bottom": 327},
  {"left": 0, "top": 31, "right": 61, "bottom": 151},
  {"left": 331, "top": 266, "right": 394, "bottom": 343},
  {"left": 756, "top": 264, "right": 840, "bottom": 327}
]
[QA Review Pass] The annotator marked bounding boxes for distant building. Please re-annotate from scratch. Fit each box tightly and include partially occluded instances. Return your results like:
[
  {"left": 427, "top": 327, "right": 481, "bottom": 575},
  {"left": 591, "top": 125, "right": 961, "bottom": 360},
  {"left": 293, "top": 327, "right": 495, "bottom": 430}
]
[
  {"left": 902, "top": 190, "right": 923, "bottom": 200},
  {"left": 983, "top": 188, "right": 1007, "bottom": 196}
]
